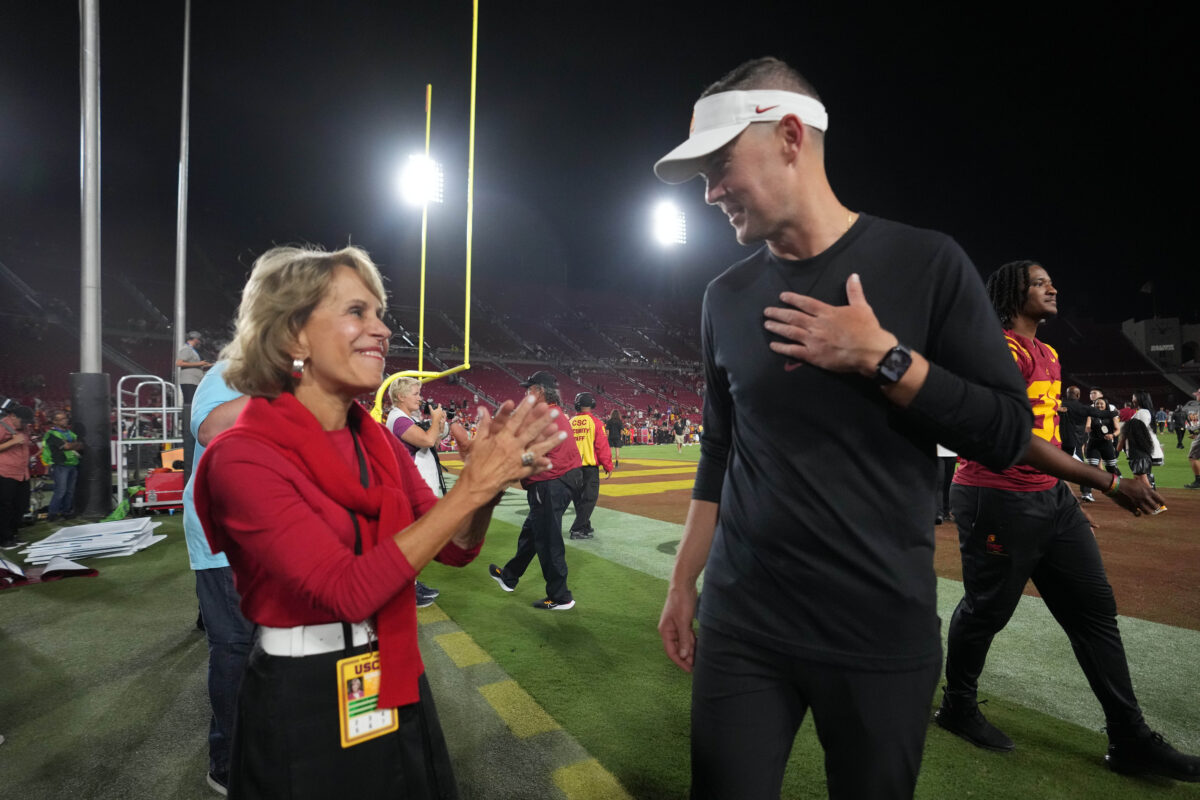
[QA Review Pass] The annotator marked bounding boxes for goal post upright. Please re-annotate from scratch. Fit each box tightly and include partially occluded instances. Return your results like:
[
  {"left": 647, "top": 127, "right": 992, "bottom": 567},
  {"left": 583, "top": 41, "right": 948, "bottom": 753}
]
[{"left": 371, "top": 1, "right": 481, "bottom": 424}]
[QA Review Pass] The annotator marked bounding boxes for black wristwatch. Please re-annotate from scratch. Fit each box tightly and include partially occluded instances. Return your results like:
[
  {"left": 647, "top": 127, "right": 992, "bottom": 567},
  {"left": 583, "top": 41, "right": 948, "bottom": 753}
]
[{"left": 874, "top": 344, "right": 913, "bottom": 386}]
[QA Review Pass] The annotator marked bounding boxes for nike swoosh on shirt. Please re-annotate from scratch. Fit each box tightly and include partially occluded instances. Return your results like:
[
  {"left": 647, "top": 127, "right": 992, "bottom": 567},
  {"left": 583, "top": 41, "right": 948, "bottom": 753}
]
[{"left": 755, "top": 105, "right": 779, "bottom": 113}]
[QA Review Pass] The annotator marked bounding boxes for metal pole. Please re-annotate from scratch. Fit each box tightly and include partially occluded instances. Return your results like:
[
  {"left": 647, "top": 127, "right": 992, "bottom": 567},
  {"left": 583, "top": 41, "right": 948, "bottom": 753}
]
[
  {"left": 79, "top": 0, "right": 101, "bottom": 374},
  {"left": 74, "top": 0, "right": 112, "bottom": 516},
  {"left": 174, "top": 0, "right": 191, "bottom": 388}
]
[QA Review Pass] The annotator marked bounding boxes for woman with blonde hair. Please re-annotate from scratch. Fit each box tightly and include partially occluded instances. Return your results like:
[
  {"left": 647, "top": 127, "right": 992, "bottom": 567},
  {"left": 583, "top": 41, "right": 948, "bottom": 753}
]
[
  {"left": 196, "top": 244, "right": 563, "bottom": 798},
  {"left": 387, "top": 375, "right": 455, "bottom": 607},
  {"left": 387, "top": 376, "right": 449, "bottom": 493}
]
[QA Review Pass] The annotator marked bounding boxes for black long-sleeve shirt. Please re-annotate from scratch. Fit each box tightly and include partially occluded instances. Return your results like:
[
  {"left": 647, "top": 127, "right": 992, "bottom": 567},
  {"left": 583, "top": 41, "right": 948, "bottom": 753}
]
[{"left": 692, "top": 214, "right": 1031, "bottom": 671}]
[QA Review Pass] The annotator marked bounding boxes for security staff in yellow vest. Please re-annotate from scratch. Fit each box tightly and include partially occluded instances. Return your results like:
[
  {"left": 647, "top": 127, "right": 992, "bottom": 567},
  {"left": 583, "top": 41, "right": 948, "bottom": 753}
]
[{"left": 568, "top": 393, "right": 614, "bottom": 540}]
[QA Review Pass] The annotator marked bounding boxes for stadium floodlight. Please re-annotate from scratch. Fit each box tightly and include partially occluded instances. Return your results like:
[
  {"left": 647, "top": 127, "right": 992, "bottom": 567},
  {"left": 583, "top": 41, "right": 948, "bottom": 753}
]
[
  {"left": 653, "top": 200, "right": 686, "bottom": 246},
  {"left": 398, "top": 153, "right": 444, "bottom": 206}
]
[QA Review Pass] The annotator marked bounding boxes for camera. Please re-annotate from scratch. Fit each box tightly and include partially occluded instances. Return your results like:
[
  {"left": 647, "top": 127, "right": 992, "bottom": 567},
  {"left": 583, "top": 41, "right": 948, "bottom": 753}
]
[{"left": 420, "top": 400, "right": 455, "bottom": 421}]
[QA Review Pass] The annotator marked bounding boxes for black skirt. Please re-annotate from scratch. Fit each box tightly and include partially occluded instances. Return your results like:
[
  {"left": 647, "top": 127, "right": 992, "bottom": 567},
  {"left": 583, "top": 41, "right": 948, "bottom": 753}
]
[{"left": 229, "top": 642, "right": 458, "bottom": 799}]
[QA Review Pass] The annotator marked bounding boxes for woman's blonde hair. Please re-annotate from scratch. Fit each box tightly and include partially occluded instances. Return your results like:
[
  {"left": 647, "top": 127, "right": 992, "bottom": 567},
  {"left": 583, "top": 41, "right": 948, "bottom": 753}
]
[
  {"left": 222, "top": 245, "right": 387, "bottom": 397},
  {"left": 388, "top": 376, "right": 421, "bottom": 404}
]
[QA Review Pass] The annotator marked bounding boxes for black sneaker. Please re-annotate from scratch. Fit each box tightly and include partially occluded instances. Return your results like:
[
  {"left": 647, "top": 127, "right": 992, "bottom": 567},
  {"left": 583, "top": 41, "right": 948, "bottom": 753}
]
[
  {"left": 1184, "top": 480, "right": 1200, "bottom": 490},
  {"left": 415, "top": 582, "right": 438, "bottom": 609},
  {"left": 1107, "top": 731, "right": 1200, "bottom": 781},
  {"left": 934, "top": 695, "right": 1015, "bottom": 752},
  {"left": 533, "top": 597, "right": 575, "bottom": 610},
  {"left": 206, "top": 771, "right": 229, "bottom": 796},
  {"left": 569, "top": 530, "right": 594, "bottom": 540},
  {"left": 488, "top": 563, "right": 515, "bottom": 592},
  {"left": 1081, "top": 492, "right": 1095, "bottom": 502},
  {"left": 0, "top": 540, "right": 23, "bottom": 550}
]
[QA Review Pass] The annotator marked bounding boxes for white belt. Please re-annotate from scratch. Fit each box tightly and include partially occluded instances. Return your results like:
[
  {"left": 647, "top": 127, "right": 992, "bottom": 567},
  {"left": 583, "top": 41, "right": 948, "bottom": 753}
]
[{"left": 258, "top": 621, "right": 374, "bottom": 657}]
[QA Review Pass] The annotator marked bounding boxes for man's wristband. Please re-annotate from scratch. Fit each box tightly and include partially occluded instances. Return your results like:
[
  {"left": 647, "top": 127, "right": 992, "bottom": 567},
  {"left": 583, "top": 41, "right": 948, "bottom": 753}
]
[{"left": 1105, "top": 474, "right": 1121, "bottom": 497}]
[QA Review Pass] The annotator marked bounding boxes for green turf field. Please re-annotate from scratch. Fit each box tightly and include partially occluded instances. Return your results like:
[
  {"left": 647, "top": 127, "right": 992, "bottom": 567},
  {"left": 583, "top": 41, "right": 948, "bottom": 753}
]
[
  {"left": 1, "top": 438, "right": 1197, "bottom": 799},
  {"left": 617, "top": 442, "right": 701, "bottom": 462},
  {"left": 1153, "top": 431, "right": 1198, "bottom": 489}
]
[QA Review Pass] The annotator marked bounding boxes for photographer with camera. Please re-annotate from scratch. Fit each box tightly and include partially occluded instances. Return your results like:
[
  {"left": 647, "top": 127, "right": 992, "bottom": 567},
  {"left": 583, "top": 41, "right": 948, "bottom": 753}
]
[{"left": 386, "top": 377, "right": 453, "bottom": 607}]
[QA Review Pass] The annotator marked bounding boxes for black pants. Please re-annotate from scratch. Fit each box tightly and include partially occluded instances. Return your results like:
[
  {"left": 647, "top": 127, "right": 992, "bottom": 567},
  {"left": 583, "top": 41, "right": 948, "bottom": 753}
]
[
  {"left": 501, "top": 470, "right": 580, "bottom": 602},
  {"left": 945, "top": 482, "right": 1147, "bottom": 736},
  {"left": 936, "top": 456, "right": 956, "bottom": 517},
  {"left": 0, "top": 475, "right": 30, "bottom": 543},
  {"left": 231, "top": 644, "right": 457, "bottom": 800},
  {"left": 569, "top": 465, "right": 600, "bottom": 535},
  {"left": 1085, "top": 438, "right": 1121, "bottom": 474},
  {"left": 690, "top": 625, "right": 940, "bottom": 800},
  {"left": 1064, "top": 433, "right": 1090, "bottom": 494}
]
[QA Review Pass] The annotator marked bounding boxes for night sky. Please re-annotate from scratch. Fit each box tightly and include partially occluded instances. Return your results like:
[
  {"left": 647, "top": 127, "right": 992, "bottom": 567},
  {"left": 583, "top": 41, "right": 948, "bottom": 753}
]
[{"left": 1, "top": 3, "right": 1193, "bottom": 337}]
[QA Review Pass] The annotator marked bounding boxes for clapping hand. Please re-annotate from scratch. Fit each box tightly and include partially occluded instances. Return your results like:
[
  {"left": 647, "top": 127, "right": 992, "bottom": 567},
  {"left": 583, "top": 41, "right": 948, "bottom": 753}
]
[{"left": 457, "top": 397, "right": 565, "bottom": 504}]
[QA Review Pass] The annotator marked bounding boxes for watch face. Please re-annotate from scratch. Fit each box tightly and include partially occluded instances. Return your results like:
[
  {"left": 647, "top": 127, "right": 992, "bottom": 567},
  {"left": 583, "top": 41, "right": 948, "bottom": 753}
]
[{"left": 876, "top": 345, "right": 912, "bottom": 385}]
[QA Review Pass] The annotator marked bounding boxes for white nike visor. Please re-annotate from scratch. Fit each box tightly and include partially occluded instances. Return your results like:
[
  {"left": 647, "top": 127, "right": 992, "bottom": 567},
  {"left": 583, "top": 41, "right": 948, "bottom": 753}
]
[{"left": 653, "top": 89, "right": 829, "bottom": 184}]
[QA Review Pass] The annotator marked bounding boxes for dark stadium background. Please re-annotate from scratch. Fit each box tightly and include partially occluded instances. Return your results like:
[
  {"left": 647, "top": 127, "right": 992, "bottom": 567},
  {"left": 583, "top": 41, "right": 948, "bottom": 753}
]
[{"left": 1, "top": 3, "right": 1191, "bottom": 352}]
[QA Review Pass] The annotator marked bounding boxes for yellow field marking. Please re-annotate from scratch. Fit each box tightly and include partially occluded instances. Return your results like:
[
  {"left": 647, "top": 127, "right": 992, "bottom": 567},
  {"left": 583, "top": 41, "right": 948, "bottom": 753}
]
[
  {"left": 417, "top": 604, "right": 450, "bottom": 624},
  {"left": 440, "top": 458, "right": 694, "bottom": 480},
  {"left": 608, "top": 466, "right": 697, "bottom": 479},
  {"left": 553, "top": 759, "right": 635, "bottom": 800},
  {"left": 478, "top": 679, "right": 562, "bottom": 738},
  {"left": 614, "top": 458, "right": 693, "bottom": 467},
  {"left": 599, "top": 479, "right": 695, "bottom": 497},
  {"left": 433, "top": 631, "right": 493, "bottom": 668}
]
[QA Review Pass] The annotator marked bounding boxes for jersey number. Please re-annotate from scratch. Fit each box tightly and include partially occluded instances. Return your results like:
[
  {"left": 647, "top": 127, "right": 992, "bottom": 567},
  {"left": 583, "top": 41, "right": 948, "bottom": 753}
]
[{"left": 1028, "top": 379, "right": 1060, "bottom": 443}]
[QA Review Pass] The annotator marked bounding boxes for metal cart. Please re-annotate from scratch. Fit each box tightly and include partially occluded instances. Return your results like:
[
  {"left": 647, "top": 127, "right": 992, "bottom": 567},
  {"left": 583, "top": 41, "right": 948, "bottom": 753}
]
[{"left": 115, "top": 375, "right": 184, "bottom": 513}]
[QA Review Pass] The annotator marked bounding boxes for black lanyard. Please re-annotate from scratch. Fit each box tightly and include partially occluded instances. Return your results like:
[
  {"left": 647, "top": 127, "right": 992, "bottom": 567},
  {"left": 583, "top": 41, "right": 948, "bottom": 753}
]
[
  {"left": 348, "top": 426, "right": 369, "bottom": 554},
  {"left": 342, "top": 426, "right": 371, "bottom": 655}
]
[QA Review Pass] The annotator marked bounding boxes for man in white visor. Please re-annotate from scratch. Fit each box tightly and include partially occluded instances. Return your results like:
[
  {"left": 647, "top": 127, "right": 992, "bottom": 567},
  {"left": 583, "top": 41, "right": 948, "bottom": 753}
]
[{"left": 653, "top": 56, "right": 1086, "bottom": 799}]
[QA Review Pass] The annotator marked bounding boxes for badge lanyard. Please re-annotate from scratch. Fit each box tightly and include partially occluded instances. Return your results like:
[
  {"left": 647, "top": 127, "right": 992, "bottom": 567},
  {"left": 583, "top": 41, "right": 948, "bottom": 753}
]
[{"left": 336, "top": 426, "right": 399, "bottom": 748}]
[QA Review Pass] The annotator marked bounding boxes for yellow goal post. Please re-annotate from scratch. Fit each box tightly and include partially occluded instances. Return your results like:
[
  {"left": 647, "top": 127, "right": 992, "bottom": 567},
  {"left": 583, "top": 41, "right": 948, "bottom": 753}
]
[{"left": 370, "top": 1, "right": 481, "bottom": 422}]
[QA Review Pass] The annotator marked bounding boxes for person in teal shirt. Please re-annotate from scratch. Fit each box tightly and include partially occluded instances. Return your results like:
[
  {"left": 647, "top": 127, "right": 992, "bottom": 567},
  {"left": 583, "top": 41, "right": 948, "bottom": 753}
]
[{"left": 181, "top": 361, "right": 254, "bottom": 795}]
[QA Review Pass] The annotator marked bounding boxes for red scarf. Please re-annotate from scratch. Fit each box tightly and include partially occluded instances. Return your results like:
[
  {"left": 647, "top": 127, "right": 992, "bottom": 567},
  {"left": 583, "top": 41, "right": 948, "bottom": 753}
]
[{"left": 196, "top": 392, "right": 423, "bottom": 707}]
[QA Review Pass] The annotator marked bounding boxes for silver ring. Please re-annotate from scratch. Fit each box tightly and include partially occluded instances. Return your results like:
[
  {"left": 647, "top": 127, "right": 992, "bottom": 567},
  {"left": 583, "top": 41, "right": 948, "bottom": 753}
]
[{"left": 521, "top": 451, "right": 535, "bottom": 467}]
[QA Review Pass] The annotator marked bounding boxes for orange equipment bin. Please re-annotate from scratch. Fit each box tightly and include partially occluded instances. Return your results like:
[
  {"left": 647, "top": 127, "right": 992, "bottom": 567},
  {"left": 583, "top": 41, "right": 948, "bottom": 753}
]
[{"left": 160, "top": 447, "right": 184, "bottom": 469}]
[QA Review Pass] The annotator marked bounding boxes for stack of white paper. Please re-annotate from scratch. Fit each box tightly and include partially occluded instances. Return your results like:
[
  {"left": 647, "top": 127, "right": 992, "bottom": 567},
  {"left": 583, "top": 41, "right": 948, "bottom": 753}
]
[{"left": 19, "top": 518, "right": 167, "bottom": 565}]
